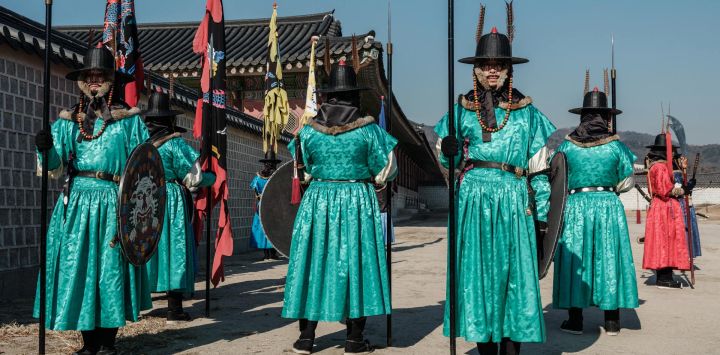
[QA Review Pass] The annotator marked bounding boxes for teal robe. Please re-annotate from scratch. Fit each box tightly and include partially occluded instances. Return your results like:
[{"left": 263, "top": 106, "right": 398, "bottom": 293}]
[
  {"left": 282, "top": 118, "right": 398, "bottom": 321},
  {"left": 33, "top": 109, "right": 153, "bottom": 331},
  {"left": 552, "top": 138, "right": 639, "bottom": 310},
  {"left": 144, "top": 135, "right": 215, "bottom": 294},
  {"left": 435, "top": 100, "right": 555, "bottom": 343}
]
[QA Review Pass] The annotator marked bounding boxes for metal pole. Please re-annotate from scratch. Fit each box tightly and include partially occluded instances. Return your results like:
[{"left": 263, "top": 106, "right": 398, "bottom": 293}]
[
  {"left": 447, "top": 0, "right": 457, "bottom": 354},
  {"left": 610, "top": 35, "right": 617, "bottom": 135},
  {"left": 385, "top": 0, "right": 393, "bottom": 347},
  {"left": 39, "top": 1, "right": 53, "bottom": 353},
  {"left": 205, "top": 19, "right": 213, "bottom": 318}
]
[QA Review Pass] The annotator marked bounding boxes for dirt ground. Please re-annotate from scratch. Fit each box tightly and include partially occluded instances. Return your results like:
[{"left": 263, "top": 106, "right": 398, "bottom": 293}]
[{"left": 2, "top": 215, "right": 719, "bottom": 355}]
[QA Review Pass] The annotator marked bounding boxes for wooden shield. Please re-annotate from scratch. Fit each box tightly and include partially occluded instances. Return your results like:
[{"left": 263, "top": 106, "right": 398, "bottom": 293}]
[
  {"left": 259, "top": 161, "right": 299, "bottom": 257},
  {"left": 117, "top": 143, "right": 167, "bottom": 266},
  {"left": 537, "top": 152, "right": 568, "bottom": 279}
]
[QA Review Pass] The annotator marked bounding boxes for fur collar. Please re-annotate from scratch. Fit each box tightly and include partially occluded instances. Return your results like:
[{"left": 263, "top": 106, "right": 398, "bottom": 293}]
[
  {"left": 310, "top": 116, "right": 375, "bottom": 135},
  {"left": 152, "top": 132, "right": 182, "bottom": 148},
  {"left": 58, "top": 106, "right": 141, "bottom": 121},
  {"left": 566, "top": 134, "right": 619, "bottom": 148},
  {"left": 458, "top": 94, "right": 533, "bottom": 111}
]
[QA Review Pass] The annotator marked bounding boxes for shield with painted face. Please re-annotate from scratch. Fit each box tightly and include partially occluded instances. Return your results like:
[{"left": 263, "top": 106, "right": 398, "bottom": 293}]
[{"left": 117, "top": 143, "right": 167, "bottom": 266}]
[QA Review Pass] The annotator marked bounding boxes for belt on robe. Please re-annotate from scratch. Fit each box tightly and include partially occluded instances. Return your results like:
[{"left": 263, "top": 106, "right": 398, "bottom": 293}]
[
  {"left": 314, "top": 178, "right": 372, "bottom": 183},
  {"left": 569, "top": 186, "right": 616, "bottom": 195},
  {"left": 75, "top": 170, "right": 121, "bottom": 183},
  {"left": 465, "top": 160, "right": 526, "bottom": 179}
]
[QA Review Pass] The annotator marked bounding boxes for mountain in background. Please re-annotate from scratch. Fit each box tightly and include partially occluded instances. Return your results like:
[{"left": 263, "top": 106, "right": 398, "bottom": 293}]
[{"left": 420, "top": 124, "right": 720, "bottom": 172}]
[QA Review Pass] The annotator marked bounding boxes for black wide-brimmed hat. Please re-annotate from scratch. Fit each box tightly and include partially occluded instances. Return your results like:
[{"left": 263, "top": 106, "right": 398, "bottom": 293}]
[
  {"left": 66, "top": 47, "right": 134, "bottom": 83},
  {"left": 458, "top": 27, "right": 528, "bottom": 65},
  {"left": 569, "top": 88, "right": 622, "bottom": 115},
  {"left": 143, "top": 91, "right": 183, "bottom": 118},
  {"left": 646, "top": 133, "right": 679, "bottom": 150},
  {"left": 317, "top": 60, "right": 369, "bottom": 93}
]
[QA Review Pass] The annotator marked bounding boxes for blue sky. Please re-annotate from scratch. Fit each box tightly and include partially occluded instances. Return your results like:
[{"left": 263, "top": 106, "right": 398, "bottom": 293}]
[{"left": 5, "top": 0, "right": 720, "bottom": 144}]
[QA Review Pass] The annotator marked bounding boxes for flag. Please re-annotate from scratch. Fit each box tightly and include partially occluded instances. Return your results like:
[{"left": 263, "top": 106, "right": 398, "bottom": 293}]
[
  {"left": 299, "top": 36, "right": 319, "bottom": 127},
  {"left": 262, "top": 3, "right": 290, "bottom": 155},
  {"left": 192, "top": 0, "right": 232, "bottom": 287},
  {"left": 378, "top": 96, "right": 387, "bottom": 130},
  {"left": 667, "top": 115, "right": 688, "bottom": 157},
  {"left": 665, "top": 129, "right": 673, "bottom": 178},
  {"left": 102, "top": 0, "right": 144, "bottom": 106}
]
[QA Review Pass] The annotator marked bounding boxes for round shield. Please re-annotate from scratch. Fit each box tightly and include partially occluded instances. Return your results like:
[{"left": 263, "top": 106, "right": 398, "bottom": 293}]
[
  {"left": 117, "top": 143, "right": 167, "bottom": 266},
  {"left": 538, "top": 152, "right": 568, "bottom": 280},
  {"left": 259, "top": 161, "right": 300, "bottom": 257}
]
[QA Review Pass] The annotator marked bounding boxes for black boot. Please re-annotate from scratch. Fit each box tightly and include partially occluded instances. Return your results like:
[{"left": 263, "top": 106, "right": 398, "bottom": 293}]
[
  {"left": 269, "top": 248, "right": 280, "bottom": 260},
  {"left": 476, "top": 341, "right": 498, "bottom": 355},
  {"left": 560, "top": 307, "right": 583, "bottom": 335},
  {"left": 292, "top": 319, "right": 318, "bottom": 354},
  {"left": 499, "top": 338, "right": 521, "bottom": 355},
  {"left": 604, "top": 309, "right": 620, "bottom": 336},
  {"left": 72, "top": 330, "right": 98, "bottom": 355},
  {"left": 345, "top": 317, "right": 373, "bottom": 354},
  {"left": 167, "top": 291, "right": 192, "bottom": 323},
  {"left": 95, "top": 327, "right": 118, "bottom": 355},
  {"left": 656, "top": 268, "right": 681, "bottom": 289}
]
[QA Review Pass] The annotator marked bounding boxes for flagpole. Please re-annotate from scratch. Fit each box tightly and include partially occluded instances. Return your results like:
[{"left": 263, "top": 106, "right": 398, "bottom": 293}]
[
  {"left": 385, "top": 0, "right": 394, "bottom": 347},
  {"left": 610, "top": 34, "right": 617, "bottom": 135},
  {"left": 447, "top": 0, "right": 457, "bottom": 354},
  {"left": 39, "top": 1, "right": 53, "bottom": 353},
  {"left": 205, "top": 16, "right": 213, "bottom": 319}
]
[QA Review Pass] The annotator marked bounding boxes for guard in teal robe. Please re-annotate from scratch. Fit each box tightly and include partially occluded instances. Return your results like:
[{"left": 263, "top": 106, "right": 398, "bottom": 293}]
[
  {"left": 32, "top": 47, "right": 152, "bottom": 355},
  {"left": 282, "top": 61, "right": 397, "bottom": 355},
  {"left": 552, "top": 87, "right": 638, "bottom": 336},
  {"left": 142, "top": 92, "right": 215, "bottom": 323},
  {"left": 436, "top": 27, "right": 554, "bottom": 354},
  {"left": 250, "top": 160, "right": 279, "bottom": 260}
]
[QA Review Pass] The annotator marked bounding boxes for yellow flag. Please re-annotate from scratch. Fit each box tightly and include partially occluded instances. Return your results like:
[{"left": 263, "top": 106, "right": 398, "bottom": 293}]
[{"left": 262, "top": 3, "right": 289, "bottom": 154}]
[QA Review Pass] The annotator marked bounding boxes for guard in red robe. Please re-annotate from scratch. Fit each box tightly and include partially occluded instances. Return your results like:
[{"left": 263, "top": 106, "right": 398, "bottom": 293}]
[{"left": 642, "top": 134, "right": 692, "bottom": 289}]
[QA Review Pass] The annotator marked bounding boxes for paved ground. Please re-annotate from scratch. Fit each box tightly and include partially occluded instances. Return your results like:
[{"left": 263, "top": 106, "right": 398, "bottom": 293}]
[{"left": 2, "top": 215, "right": 719, "bottom": 354}]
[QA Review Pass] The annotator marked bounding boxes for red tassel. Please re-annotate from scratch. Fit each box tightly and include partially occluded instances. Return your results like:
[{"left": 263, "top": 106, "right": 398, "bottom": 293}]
[{"left": 291, "top": 176, "right": 302, "bottom": 205}]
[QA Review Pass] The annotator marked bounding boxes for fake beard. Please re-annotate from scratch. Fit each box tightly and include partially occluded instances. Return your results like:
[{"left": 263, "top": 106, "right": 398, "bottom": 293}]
[
  {"left": 77, "top": 81, "right": 112, "bottom": 100},
  {"left": 473, "top": 67, "right": 509, "bottom": 91}
]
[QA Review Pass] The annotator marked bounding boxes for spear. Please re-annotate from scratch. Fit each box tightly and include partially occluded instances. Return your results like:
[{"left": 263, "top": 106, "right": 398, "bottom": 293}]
[
  {"left": 39, "top": 1, "right": 53, "bottom": 353},
  {"left": 610, "top": 34, "right": 617, "bottom": 135},
  {"left": 447, "top": 0, "right": 457, "bottom": 354},
  {"left": 385, "top": 0, "right": 394, "bottom": 347}
]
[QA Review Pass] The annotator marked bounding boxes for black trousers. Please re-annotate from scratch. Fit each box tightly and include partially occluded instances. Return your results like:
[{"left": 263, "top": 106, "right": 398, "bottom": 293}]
[
  {"left": 476, "top": 338, "right": 521, "bottom": 355},
  {"left": 298, "top": 317, "right": 367, "bottom": 341}
]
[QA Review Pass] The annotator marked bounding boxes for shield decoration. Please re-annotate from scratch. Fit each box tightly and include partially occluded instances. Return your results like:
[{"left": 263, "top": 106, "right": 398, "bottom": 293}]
[
  {"left": 259, "top": 161, "right": 300, "bottom": 257},
  {"left": 117, "top": 143, "right": 167, "bottom": 266},
  {"left": 537, "top": 151, "right": 568, "bottom": 279}
]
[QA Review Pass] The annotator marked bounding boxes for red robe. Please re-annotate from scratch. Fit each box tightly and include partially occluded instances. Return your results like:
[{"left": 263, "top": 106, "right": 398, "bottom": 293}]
[{"left": 643, "top": 162, "right": 690, "bottom": 270}]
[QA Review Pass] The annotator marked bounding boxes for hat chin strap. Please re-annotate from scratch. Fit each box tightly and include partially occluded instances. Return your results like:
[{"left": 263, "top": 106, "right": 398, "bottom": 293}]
[
  {"left": 78, "top": 81, "right": 113, "bottom": 100},
  {"left": 474, "top": 68, "right": 509, "bottom": 91}
]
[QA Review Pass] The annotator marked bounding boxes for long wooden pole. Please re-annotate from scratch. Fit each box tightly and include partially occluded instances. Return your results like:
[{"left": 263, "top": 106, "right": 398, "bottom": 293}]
[
  {"left": 385, "top": 0, "right": 393, "bottom": 347},
  {"left": 447, "top": 0, "right": 457, "bottom": 354},
  {"left": 681, "top": 166, "right": 695, "bottom": 285},
  {"left": 39, "top": 1, "right": 53, "bottom": 353},
  {"left": 205, "top": 20, "right": 213, "bottom": 318},
  {"left": 610, "top": 35, "right": 617, "bottom": 135}
]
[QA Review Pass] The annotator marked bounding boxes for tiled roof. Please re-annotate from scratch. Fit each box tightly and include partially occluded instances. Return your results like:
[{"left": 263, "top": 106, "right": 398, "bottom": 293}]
[
  {"left": 0, "top": 5, "right": 280, "bottom": 140},
  {"left": 57, "top": 11, "right": 381, "bottom": 74}
]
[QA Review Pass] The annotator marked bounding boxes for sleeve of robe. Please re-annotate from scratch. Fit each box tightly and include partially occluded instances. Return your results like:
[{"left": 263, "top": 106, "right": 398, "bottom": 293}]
[
  {"left": 366, "top": 123, "right": 399, "bottom": 184},
  {"left": 169, "top": 138, "right": 216, "bottom": 189},
  {"left": 433, "top": 104, "right": 464, "bottom": 169},
  {"left": 288, "top": 126, "right": 313, "bottom": 182},
  {"left": 615, "top": 141, "right": 637, "bottom": 193},
  {"left": 527, "top": 105, "right": 557, "bottom": 222},
  {"left": 35, "top": 119, "right": 73, "bottom": 178}
]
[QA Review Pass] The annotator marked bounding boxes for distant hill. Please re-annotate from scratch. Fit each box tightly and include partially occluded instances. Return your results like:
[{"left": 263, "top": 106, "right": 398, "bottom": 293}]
[{"left": 422, "top": 124, "right": 720, "bottom": 172}]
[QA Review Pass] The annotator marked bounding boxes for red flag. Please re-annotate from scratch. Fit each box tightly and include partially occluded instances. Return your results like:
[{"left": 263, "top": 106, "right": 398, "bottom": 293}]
[
  {"left": 192, "top": 0, "right": 232, "bottom": 287},
  {"left": 102, "top": 0, "right": 144, "bottom": 106}
]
